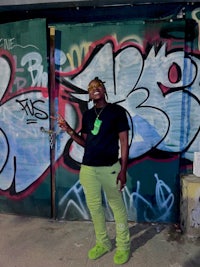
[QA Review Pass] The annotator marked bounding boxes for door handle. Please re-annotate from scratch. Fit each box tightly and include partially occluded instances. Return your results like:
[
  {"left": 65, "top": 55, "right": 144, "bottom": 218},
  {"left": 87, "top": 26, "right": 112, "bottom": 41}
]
[{"left": 40, "top": 126, "right": 54, "bottom": 134}]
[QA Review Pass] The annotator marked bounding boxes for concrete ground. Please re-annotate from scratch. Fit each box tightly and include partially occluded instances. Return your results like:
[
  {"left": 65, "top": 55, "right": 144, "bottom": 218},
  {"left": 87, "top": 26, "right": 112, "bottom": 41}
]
[{"left": 0, "top": 214, "right": 199, "bottom": 267}]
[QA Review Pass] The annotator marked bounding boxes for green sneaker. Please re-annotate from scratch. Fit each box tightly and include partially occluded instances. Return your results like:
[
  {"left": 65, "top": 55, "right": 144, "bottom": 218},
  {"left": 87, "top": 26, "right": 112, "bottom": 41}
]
[
  {"left": 113, "top": 249, "right": 130, "bottom": 265},
  {"left": 88, "top": 244, "right": 110, "bottom": 260}
]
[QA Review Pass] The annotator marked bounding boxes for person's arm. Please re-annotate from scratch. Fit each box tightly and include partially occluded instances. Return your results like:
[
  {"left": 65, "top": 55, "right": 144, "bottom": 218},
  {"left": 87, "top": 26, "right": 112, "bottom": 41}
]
[
  {"left": 117, "top": 130, "right": 129, "bottom": 191},
  {"left": 55, "top": 114, "right": 86, "bottom": 147},
  {"left": 64, "top": 123, "right": 86, "bottom": 147}
]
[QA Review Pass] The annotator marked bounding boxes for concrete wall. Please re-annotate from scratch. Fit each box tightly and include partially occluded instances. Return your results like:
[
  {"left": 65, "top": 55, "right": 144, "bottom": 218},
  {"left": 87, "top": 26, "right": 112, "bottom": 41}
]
[{"left": 181, "top": 175, "right": 200, "bottom": 238}]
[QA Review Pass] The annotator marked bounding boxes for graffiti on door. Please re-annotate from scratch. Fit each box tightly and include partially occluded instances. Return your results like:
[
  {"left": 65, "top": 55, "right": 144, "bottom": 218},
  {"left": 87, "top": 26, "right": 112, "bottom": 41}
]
[
  {"left": 0, "top": 19, "right": 50, "bottom": 205},
  {"left": 0, "top": 10, "right": 200, "bottom": 221},
  {"left": 54, "top": 16, "right": 200, "bottom": 221}
]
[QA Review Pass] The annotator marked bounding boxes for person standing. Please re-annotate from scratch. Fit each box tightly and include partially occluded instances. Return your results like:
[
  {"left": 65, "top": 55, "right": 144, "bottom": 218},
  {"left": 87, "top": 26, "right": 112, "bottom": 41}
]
[{"left": 56, "top": 77, "right": 130, "bottom": 265}]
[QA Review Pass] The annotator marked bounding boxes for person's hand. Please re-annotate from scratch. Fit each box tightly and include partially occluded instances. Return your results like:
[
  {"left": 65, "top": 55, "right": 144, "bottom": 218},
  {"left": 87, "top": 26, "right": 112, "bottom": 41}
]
[
  {"left": 116, "top": 170, "right": 127, "bottom": 192},
  {"left": 51, "top": 114, "right": 74, "bottom": 135},
  {"left": 57, "top": 114, "right": 68, "bottom": 131}
]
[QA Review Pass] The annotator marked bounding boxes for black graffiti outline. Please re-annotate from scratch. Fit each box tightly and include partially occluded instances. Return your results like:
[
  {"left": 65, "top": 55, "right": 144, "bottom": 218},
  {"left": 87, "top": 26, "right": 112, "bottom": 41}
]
[
  {"left": 0, "top": 128, "right": 17, "bottom": 194},
  {"left": 0, "top": 128, "right": 9, "bottom": 173},
  {"left": 16, "top": 98, "right": 48, "bottom": 124}
]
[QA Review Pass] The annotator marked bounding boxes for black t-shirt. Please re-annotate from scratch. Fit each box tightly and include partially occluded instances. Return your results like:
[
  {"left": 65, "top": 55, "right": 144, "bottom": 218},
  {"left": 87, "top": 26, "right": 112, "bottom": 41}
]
[{"left": 81, "top": 103, "right": 129, "bottom": 166}]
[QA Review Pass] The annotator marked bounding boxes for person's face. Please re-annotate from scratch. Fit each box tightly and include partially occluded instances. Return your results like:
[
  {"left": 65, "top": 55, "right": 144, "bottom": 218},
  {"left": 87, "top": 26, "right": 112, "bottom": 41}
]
[{"left": 88, "top": 80, "right": 106, "bottom": 101}]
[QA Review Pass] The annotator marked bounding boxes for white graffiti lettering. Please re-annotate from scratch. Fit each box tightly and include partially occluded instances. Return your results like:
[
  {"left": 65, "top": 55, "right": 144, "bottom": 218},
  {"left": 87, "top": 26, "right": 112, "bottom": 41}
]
[
  {"left": 0, "top": 38, "right": 15, "bottom": 50},
  {"left": 21, "top": 52, "right": 48, "bottom": 87},
  {"left": 132, "top": 173, "right": 174, "bottom": 222}
]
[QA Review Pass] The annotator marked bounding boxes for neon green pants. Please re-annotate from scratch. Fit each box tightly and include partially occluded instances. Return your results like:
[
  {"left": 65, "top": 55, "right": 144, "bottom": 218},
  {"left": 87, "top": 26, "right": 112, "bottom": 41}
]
[{"left": 80, "top": 162, "right": 130, "bottom": 251}]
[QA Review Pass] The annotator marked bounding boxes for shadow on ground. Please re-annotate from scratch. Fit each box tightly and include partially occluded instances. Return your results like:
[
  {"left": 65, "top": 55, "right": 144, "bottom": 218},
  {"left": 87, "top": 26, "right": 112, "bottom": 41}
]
[{"left": 129, "top": 223, "right": 166, "bottom": 254}]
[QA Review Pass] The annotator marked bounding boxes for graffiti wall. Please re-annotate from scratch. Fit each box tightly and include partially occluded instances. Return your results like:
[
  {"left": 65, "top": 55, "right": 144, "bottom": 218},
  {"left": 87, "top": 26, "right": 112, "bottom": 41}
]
[
  {"left": 54, "top": 8, "right": 200, "bottom": 223},
  {"left": 0, "top": 6, "right": 200, "bottom": 223},
  {"left": 0, "top": 19, "right": 51, "bottom": 217}
]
